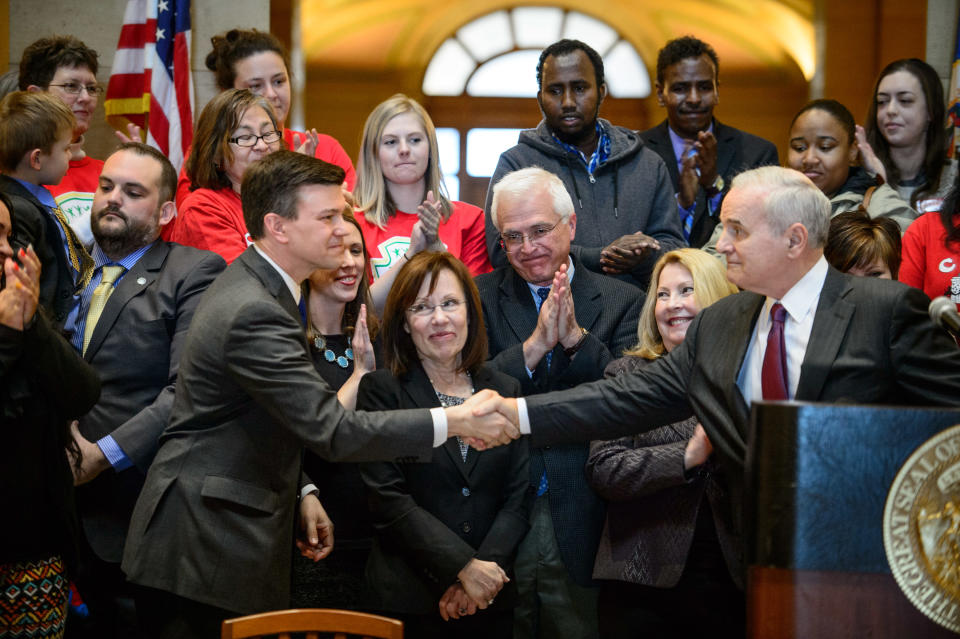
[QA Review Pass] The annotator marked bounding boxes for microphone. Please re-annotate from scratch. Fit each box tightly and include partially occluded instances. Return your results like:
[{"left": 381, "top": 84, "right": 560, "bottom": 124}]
[{"left": 928, "top": 296, "right": 960, "bottom": 339}]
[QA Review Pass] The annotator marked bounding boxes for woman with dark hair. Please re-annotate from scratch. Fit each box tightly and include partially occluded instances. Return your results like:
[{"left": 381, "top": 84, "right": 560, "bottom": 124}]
[
  {"left": 0, "top": 193, "right": 100, "bottom": 638},
  {"left": 825, "top": 210, "right": 902, "bottom": 279},
  {"left": 292, "top": 213, "right": 379, "bottom": 610},
  {"left": 358, "top": 252, "right": 528, "bottom": 638},
  {"left": 861, "top": 58, "right": 956, "bottom": 214},
  {"left": 900, "top": 178, "right": 960, "bottom": 308},
  {"left": 587, "top": 249, "right": 740, "bottom": 639},
  {"left": 169, "top": 28, "right": 355, "bottom": 209},
  {"left": 789, "top": 99, "right": 917, "bottom": 230},
  {"left": 354, "top": 94, "right": 491, "bottom": 310},
  {"left": 170, "top": 89, "right": 282, "bottom": 263}
]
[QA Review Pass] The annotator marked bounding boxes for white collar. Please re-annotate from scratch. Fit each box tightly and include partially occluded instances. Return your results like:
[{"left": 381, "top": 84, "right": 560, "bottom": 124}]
[
  {"left": 768, "top": 255, "right": 829, "bottom": 322},
  {"left": 253, "top": 243, "right": 301, "bottom": 304}
]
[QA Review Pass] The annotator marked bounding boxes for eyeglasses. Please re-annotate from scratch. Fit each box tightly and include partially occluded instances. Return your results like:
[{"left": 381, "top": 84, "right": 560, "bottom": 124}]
[
  {"left": 48, "top": 82, "right": 104, "bottom": 96},
  {"left": 229, "top": 130, "right": 282, "bottom": 147},
  {"left": 407, "top": 299, "right": 464, "bottom": 317},
  {"left": 499, "top": 222, "right": 561, "bottom": 252}
]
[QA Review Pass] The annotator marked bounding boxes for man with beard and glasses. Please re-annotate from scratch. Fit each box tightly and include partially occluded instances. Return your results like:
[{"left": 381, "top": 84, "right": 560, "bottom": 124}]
[
  {"left": 640, "top": 37, "right": 778, "bottom": 248},
  {"left": 485, "top": 39, "right": 684, "bottom": 291},
  {"left": 65, "top": 142, "right": 225, "bottom": 639}
]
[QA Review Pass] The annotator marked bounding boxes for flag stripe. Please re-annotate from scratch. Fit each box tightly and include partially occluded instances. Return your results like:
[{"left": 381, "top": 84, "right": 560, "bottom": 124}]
[{"left": 105, "top": 0, "right": 192, "bottom": 171}]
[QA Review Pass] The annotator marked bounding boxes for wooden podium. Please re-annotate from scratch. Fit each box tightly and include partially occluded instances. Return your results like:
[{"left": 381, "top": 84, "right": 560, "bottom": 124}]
[{"left": 745, "top": 403, "right": 960, "bottom": 638}]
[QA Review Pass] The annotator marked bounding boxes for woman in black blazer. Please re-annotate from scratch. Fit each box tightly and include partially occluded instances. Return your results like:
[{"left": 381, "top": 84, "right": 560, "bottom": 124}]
[{"left": 358, "top": 251, "right": 530, "bottom": 639}]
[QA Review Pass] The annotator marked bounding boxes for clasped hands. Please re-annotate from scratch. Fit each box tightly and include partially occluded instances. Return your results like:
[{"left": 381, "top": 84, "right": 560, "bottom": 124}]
[
  {"left": 438, "top": 558, "right": 509, "bottom": 621},
  {"left": 522, "top": 264, "right": 583, "bottom": 370}
]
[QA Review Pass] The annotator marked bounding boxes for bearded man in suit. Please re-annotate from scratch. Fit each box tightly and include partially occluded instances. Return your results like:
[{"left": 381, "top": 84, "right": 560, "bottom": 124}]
[
  {"left": 65, "top": 142, "right": 226, "bottom": 639},
  {"left": 120, "top": 150, "right": 513, "bottom": 639},
  {"left": 496, "top": 165, "right": 960, "bottom": 578}
]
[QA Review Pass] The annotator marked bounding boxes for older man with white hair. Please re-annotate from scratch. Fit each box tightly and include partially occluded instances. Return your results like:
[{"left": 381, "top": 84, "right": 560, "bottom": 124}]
[
  {"left": 477, "top": 166, "right": 644, "bottom": 639},
  {"left": 493, "top": 165, "right": 960, "bottom": 581}
]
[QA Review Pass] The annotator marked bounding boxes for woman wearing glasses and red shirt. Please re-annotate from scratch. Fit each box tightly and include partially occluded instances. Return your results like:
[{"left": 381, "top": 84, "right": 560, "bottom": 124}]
[{"left": 170, "top": 89, "right": 282, "bottom": 263}]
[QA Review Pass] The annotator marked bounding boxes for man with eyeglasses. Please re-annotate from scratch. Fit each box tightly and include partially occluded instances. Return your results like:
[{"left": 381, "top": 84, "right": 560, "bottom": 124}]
[
  {"left": 475, "top": 166, "right": 643, "bottom": 639},
  {"left": 19, "top": 35, "right": 104, "bottom": 248}
]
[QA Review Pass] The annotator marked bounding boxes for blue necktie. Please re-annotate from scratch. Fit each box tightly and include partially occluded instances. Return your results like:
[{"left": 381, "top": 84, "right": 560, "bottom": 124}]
[
  {"left": 536, "top": 287, "right": 552, "bottom": 369},
  {"left": 297, "top": 297, "right": 307, "bottom": 327},
  {"left": 535, "top": 286, "right": 551, "bottom": 497}
]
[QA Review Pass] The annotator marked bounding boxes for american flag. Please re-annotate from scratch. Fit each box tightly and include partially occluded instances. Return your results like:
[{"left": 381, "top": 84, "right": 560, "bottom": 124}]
[{"left": 104, "top": 0, "right": 193, "bottom": 171}]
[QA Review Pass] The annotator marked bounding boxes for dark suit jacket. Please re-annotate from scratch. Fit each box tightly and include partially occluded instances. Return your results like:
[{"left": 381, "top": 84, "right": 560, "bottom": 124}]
[
  {"left": 0, "top": 175, "right": 78, "bottom": 327},
  {"left": 77, "top": 241, "right": 225, "bottom": 563},
  {"left": 639, "top": 120, "right": 779, "bottom": 247},
  {"left": 121, "top": 247, "right": 439, "bottom": 614},
  {"left": 358, "top": 364, "right": 530, "bottom": 615},
  {"left": 526, "top": 266, "right": 960, "bottom": 569},
  {"left": 475, "top": 257, "right": 644, "bottom": 586},
  {"left": 586, "top": 356, "right": 742, "bottom": 589}
]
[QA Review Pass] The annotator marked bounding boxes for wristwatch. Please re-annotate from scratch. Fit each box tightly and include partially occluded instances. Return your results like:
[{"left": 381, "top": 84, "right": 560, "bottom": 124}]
[
  {"left": 563, "top": 327, "right": 589, "bottom": 358},
  {"left": 705, "top": 174, "right": 725, "bottom": 197}
]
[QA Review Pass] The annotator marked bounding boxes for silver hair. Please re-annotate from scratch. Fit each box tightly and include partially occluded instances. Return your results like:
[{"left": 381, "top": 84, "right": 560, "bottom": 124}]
[
  {"left": 730, "top": 166, "right": 831, "bottom": 248},
  {"left": 489, "top": 166, "right": 574, "bottom": 230}
]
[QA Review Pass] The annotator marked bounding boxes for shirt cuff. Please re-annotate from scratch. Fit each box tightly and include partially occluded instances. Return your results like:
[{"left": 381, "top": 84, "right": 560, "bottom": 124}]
[
  {"left": 300, "top": 484, "right": 319, "bottom": 500},
  {"left": 97, "top": 435, "right": 133, "bottom": 472},
  {"left": 675, "top": 194, "right": 696, "bottom": 215},
  {"left": 517, "top": 398, "right": 531, "bottom": 435},
  {"left": 430, "top": 406, "right": 448, "bottom": 447}
]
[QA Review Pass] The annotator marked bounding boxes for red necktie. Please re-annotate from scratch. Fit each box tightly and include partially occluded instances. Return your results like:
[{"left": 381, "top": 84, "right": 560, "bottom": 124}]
[{"left": 761, "top": 303, "right": 789, "bottom": 400}]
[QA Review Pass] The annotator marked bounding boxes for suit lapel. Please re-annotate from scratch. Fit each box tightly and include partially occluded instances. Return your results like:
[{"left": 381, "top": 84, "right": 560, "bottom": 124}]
[
  {"left": 713, "top": 120, "right": 738, "bottom": 180},
  {"left": 84, "top": 242, "right": 168, "bottom": 360},
  {"left": 239, "top": 247, "right": 306, "bottom": 343},
  {"left": 718, "top": 292, "right": 765, "bottom": 425},
  {"left": 403, "top": 364, "right": 476, "bottom": 480},
  {"left": 796, "top": 267, "right": 854, "bottom": 400},
  {"left": 499, "top": 269, "right": 540, "bottom": 347},
  {"left": 570, "top": 265, "right": 601, "bottom": 333},
  {"left": 648, "top": 122, "right": 681, "bottom": 187}
]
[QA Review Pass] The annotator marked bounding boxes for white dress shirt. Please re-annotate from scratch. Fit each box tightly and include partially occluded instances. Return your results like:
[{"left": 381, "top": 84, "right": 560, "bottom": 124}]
[{"left": 737, "top": 256, "right": 829, "bottom": 404}]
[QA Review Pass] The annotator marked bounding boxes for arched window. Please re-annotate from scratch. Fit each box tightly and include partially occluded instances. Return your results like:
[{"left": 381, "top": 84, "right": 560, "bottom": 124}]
[
  {"left": 422, "top": 7, "right": 649, "bottom": 98},
  {"left": 421, "top": 7, "right": 649, "bottom": 205}
]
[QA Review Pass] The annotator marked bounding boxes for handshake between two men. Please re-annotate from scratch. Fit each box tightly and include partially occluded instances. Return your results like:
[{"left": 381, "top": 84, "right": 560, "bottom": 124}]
[{"left": 444, "top": 389, "right": 521, "bottom": 450}]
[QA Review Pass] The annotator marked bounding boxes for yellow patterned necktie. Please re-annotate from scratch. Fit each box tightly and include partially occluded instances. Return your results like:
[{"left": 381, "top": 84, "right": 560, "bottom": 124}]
[
  {"left": 82, "top": 265, "right": 125, "bottom": 355},
  {"left": 52, "top": 205, "right": 94, "bottom": 288}
]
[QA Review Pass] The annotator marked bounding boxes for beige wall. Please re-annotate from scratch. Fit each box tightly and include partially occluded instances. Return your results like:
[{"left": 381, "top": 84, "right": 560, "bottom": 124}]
[{"left": 5, "top": 0, "right": 268, "bottom": 160}]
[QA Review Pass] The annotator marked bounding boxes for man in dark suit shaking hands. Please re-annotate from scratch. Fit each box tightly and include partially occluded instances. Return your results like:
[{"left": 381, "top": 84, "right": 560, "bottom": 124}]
[
  {"left": 496, "top": 165, "right": 960, "bottom": 576},
  {"left": 120, "top": 151, "right": 515, "bottom": 639},
  {"left": 64, "top": 142, "right": 226, "bottom": 639}
]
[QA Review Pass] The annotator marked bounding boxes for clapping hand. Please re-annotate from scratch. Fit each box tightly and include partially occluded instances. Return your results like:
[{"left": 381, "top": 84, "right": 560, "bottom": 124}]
[
  {"left": 0, "top": 246, "right": 41, "bottom": 330},
  {"left": 417, "top": 191, "right": 444, "bottom": 251},
  {"left": 292, "top": 128, "right": 320, "bottom": 157},
  {"left": 114, "top": 122, "right": 144, "bottom": 144},
  {"left": 855, "top": 124, "right": 887, "bottom": 183},
  {"left": 351, "top": 304, "right": 376, "bottom": 376},
  {"left": 599, "top": 232, "right": 660, "bottom": 274}
]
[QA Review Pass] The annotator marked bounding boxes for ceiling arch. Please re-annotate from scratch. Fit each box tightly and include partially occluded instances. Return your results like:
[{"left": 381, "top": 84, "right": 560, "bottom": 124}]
[{"left": 301, "top": 0, "right": 814, "bottom": 80}]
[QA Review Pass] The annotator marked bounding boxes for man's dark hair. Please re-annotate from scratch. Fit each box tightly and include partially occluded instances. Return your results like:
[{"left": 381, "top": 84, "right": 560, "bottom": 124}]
[
  {"left": 110, "top": 142, "right": 178, "bottom": 204},
  {"left": 18, "top": 35, "right": 99, "bottom": 89},
  {"left": 655, "top": 36, "right": 719, "bottom": 85},
  {"left": 536, "top": 39, "right": 604, "bottom": 89},
  {"left": 241, "top": 150, "right": 345, "bottom": 240}
]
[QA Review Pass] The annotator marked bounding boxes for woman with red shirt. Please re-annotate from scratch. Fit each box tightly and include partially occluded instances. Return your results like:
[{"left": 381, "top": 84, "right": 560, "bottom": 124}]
[{"left": 353, "top": 94, "right": 492, "bottom": 310}]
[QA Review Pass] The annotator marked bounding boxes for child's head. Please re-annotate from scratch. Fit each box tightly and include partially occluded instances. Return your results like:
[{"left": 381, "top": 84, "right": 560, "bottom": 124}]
[{"left": 0, "top": 91, "right": 75, "bottom": 185}]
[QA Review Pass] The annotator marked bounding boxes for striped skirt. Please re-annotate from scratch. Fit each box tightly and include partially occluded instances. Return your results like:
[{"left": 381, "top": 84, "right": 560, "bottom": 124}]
[{"left": 0, "top": 555, "right": 68, "bottom": 638}]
